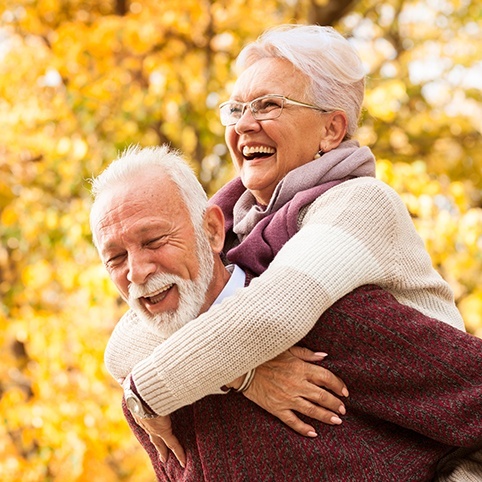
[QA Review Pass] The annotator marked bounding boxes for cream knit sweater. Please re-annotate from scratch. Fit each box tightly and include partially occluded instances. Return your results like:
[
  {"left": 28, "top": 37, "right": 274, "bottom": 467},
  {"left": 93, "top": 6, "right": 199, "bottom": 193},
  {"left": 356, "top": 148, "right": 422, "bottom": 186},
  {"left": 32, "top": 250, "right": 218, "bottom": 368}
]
[{"left": 104, "top": 176, "right": 464, "bottom": 416}]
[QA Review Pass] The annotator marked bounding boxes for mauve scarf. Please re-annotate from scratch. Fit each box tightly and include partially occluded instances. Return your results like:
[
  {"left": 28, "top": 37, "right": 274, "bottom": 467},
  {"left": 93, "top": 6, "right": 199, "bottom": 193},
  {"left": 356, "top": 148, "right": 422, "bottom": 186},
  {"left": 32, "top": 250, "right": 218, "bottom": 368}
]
[{"left": 211, "top": 140, "right": 376, "bottom": 275}]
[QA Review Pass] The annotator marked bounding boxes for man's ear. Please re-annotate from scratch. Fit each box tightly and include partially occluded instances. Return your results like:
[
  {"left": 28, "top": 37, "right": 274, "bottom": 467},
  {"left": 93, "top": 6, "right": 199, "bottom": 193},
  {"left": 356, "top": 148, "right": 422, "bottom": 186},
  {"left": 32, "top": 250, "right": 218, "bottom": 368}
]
[
  {"left": 203, "top": 204, "right": 226, "bottom": 253},
  {"left": 322, "top": 111, "right": 348, "bottom": 152}
]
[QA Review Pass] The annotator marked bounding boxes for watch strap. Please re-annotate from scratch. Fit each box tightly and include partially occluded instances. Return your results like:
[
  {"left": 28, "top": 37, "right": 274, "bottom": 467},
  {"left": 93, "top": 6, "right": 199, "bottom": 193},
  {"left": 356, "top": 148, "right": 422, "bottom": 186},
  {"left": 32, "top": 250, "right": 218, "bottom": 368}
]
[{"left": 124, "top": 375, "right": 157, "bottom": 419}]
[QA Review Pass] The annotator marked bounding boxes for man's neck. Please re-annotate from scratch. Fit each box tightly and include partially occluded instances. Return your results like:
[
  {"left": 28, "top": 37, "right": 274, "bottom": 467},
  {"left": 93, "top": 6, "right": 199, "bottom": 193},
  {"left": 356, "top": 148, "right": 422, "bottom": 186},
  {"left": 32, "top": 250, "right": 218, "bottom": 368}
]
[
  {"left": 200, "top": 264, "right": 245, "bottom": 314},
  {"left": 212, "top": 265, "right": 245, "bottom": 306}
]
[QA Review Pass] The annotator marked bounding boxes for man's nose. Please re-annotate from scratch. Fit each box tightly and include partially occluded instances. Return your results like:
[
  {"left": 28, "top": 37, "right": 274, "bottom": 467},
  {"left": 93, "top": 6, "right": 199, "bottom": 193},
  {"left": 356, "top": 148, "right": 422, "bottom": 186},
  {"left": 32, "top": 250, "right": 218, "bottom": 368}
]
[{"left": 126, "top": 250, "right": 157, "bottom": 285}]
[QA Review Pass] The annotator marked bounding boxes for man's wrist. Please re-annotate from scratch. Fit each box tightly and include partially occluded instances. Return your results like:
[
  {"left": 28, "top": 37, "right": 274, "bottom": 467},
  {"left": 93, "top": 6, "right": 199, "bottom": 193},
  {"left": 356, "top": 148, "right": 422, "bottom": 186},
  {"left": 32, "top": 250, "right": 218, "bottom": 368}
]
[{"left": 124, "top": 375, "right": 158, "bottom": 419}]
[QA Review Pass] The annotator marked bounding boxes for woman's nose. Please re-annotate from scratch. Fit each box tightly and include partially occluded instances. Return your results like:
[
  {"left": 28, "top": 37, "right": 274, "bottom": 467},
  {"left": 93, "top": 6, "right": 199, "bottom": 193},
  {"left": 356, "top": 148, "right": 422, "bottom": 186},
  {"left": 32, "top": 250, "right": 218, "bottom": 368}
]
[{"left": 234, "top": 107, "right": 261, "bottom": 134}]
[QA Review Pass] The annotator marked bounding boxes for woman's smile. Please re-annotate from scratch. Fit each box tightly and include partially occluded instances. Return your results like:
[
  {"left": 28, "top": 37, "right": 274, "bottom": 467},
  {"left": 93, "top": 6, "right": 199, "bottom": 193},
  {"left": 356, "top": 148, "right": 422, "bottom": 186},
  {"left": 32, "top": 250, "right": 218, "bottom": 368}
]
[{"left": 242, "top": 145, "right": 276, "bottom": 160}]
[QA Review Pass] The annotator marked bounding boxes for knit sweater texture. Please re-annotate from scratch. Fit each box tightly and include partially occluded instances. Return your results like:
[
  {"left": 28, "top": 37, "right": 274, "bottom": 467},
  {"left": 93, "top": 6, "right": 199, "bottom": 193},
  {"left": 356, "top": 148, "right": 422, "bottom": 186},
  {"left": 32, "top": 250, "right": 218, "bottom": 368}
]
[
  {"left": 104, "top": 142, "right": 482, "bottom": 479},
  {"left": 106, "top": 160, "right": 464, "bottom": 414},
  {"left": 122, "top": 284, "right": 482, "bottom": 481}
]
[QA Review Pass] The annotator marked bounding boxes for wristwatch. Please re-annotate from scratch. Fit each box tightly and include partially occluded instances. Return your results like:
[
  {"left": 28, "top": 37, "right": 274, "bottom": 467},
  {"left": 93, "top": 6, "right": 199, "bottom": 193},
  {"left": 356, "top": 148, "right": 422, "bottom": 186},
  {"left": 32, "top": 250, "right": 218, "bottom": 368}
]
[{"left": 124, "top": 381, "right": 158, "bottom": 419}]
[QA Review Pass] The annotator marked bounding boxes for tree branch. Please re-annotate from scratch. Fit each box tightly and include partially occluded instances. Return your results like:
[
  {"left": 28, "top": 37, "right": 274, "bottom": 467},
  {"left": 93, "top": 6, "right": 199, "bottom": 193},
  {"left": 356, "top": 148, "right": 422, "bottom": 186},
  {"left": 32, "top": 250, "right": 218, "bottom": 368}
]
[{"left": 308, "top": 0, "right": 362, "bottom": 26}]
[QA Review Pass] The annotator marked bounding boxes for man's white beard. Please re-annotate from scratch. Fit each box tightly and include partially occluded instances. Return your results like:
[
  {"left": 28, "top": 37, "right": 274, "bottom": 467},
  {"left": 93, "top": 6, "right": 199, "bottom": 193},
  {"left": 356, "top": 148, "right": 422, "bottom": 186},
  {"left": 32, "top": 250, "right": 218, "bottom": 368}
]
[{"left": 128, "top": 230, "right": 215, "bottom": 338}]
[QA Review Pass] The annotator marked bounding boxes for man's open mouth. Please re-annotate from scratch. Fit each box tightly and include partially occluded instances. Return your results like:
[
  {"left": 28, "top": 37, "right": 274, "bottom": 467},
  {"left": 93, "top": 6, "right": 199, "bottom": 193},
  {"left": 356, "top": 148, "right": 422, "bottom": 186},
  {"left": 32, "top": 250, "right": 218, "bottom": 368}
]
[{"left": 143, "top": 284, "right": 174, "bottom": 304}]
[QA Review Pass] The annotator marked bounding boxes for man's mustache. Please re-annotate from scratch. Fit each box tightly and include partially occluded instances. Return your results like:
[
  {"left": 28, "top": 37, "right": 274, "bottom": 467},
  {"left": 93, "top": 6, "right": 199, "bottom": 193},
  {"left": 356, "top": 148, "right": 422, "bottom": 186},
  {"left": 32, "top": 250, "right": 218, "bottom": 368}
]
[{"left": 128, "top": 273, "right": 183, "bottom": 301}]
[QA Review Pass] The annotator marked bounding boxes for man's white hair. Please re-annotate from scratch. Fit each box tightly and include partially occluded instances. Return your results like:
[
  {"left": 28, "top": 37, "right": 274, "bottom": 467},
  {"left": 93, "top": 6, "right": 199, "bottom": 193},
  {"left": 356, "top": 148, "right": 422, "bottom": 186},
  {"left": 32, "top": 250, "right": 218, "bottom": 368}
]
[
  {"left": 90, "top": 145, "right": 216, "bottom": 337},
  {"left": 235, "top": 24, "right": 365, "bottom": 138},
  {"left": 90, "top": 144, "right": 208, "bottom": 243}
]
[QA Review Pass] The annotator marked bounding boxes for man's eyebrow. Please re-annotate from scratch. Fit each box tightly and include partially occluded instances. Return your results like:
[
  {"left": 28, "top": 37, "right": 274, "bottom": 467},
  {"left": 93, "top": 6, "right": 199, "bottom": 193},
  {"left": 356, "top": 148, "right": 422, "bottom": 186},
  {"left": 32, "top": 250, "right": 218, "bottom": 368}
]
[
  {"left": 100, "top": 242, "right": 123, "bottom": 258},
  {"left": 137, "top": 224, "right": 169, "bottom": 236},
  {"left": 100, "top": 222, "right": 171, "bottom": 251}
]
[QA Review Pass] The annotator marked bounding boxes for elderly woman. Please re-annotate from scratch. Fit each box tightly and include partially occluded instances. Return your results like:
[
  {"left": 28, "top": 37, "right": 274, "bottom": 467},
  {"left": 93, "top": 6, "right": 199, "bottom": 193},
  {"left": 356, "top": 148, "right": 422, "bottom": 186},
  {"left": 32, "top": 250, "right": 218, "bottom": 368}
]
[
  {"left": 100, "top": 25, "right": 480, "bottom": 480},
  {"left": 111, "top": 23, "right": 463, "bottom": 406}
]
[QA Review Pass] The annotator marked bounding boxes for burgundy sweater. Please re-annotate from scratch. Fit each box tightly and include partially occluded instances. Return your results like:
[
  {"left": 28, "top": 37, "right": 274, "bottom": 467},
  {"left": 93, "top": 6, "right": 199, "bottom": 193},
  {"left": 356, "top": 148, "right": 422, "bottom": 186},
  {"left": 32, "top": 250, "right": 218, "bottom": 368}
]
[
  {"left": 124, "top": 285, "right": 482, "bottom": 481},
  {"left": 124, "top": 179, "right": 482, "bottom": 481}
]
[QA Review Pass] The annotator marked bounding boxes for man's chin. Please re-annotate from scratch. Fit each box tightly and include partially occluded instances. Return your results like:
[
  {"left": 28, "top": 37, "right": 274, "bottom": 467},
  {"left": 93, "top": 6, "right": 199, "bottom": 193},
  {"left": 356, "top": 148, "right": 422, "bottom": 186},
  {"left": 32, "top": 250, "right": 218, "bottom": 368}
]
[
  {"left": 129, "top": 254, "right": 212, "bottom": 338},
  {"left": 136, "top": 309, "right": 184, "bottom": 338}
]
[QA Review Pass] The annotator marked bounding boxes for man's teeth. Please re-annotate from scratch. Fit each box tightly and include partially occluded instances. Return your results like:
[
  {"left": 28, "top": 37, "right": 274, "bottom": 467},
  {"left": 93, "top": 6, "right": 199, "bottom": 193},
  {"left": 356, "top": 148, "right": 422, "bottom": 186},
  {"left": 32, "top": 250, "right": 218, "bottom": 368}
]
[
  {"left": 242, "top": 145, "right": 275, "bottom": 157},
  {"left": 145, "top": 284, "right": 173, "bottom": 304}
]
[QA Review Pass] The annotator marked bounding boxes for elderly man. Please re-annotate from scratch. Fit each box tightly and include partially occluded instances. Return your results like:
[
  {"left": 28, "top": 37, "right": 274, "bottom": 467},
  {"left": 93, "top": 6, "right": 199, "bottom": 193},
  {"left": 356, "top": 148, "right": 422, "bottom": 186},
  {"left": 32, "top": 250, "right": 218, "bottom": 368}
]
[{"left": 90, "top": 145, "right": 482, "bottom": 481}]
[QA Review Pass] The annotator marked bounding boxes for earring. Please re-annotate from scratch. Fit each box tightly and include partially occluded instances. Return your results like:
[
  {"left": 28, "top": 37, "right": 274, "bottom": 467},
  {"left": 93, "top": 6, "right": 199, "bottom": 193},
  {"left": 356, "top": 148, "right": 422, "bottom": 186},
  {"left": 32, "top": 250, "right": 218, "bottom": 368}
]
[{"left": 314, "top": 149, "right": 324, "bottom": 159}]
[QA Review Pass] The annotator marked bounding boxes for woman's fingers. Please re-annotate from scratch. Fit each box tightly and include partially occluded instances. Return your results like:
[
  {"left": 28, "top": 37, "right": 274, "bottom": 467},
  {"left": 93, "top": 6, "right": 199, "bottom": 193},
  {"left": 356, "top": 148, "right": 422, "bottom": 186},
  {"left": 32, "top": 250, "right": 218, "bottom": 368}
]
[
  {"left": 159, "top": 433, "right": 186, "bottom": 468},
  {"left": 242, "top": 348, "right": 351, "bottom": 436},
  {"left": 306, "top": 384, "right": 347, "bottom": 415},
  {"left": 290, "top": 346, "right": 349, "bottom": 398},
  {"left": 306, "top": 365, "right": 349, "bottom": 400},
  {"left": 289, "top": 345, "right": 328, "bottom": 362},
  {"left": 276, "top": 401, "right": 343, "bottom": 437}
]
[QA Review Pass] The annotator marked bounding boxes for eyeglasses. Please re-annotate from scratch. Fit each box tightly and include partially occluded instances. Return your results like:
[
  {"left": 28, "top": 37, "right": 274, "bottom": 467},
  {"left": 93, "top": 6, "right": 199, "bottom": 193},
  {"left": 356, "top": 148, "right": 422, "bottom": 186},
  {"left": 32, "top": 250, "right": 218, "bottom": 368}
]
[{"left": 219, "top": 94, "right": 330, "bottom": 126}]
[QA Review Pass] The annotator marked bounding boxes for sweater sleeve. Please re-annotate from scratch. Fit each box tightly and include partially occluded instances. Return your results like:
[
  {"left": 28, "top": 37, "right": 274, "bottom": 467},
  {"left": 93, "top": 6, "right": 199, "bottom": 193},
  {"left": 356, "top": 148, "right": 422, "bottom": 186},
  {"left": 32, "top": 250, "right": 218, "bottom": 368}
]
[
  {"left": 104, "top": 309, "right": 166, "bottom": 384},
  {"left": 132, "top": 177, "right": 464, "bottom": 415}
]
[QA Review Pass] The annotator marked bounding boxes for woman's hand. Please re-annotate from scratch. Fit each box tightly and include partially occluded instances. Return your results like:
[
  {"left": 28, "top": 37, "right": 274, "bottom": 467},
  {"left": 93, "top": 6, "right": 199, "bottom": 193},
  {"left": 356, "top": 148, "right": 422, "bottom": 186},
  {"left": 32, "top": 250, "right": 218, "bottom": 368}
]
[{"left": 242, "top": 346, "right": 349, "bottom": 437}]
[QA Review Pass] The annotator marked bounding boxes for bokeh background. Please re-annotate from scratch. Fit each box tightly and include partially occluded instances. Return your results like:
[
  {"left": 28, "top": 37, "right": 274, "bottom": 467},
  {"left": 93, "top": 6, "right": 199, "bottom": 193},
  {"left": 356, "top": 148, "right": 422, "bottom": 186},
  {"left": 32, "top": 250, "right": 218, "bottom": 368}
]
[{"left": 1, "top": 0, "right": 481, "bottom": 480}]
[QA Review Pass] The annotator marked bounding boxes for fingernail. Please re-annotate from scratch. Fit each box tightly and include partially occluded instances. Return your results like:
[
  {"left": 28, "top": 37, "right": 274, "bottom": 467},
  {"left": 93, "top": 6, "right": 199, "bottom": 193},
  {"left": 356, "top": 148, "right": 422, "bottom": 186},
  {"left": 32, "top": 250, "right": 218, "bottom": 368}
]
[
  {"left": 338, "top": 404, "right": 346, "bottom": 415},
  {"left": 159, "top": 455, "right": 166, "bottom": 464},
  {"left": 314, "top": 352, "right": 328, "bottom": 359},
  {"left": 307, "top": 430, "right": 318, "bottom": 437},
  {"left": 330, "top": 415, "right": 342, "bottom": 425},
  {"left": 342, "top": 387, "right": 349, "bottom": 397}
]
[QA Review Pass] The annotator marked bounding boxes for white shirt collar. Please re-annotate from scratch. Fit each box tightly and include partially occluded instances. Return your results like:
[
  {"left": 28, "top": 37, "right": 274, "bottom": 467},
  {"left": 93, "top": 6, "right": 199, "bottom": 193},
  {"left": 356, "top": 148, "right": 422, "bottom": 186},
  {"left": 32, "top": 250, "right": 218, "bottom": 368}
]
[{"left": 213, "top": 264, "right": 246, "bottom": 306}]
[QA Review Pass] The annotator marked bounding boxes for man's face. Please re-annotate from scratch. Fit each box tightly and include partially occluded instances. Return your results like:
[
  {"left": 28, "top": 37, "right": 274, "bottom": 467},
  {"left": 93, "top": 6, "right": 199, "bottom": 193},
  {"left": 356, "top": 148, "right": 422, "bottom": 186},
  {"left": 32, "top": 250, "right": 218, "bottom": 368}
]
[{"left": 92, "top": 168, "right": 214, "bottom": 337}]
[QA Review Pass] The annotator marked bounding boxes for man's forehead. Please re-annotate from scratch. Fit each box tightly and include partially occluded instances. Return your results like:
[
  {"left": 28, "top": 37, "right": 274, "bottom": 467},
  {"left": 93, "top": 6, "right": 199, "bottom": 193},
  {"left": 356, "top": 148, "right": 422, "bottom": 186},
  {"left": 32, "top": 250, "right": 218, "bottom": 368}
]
[
  {"left": 94, "top": 185, "right": 190, "bottom": 241},
  {"left": 96, "top": 173, "right": 180, "bottom": 213}
]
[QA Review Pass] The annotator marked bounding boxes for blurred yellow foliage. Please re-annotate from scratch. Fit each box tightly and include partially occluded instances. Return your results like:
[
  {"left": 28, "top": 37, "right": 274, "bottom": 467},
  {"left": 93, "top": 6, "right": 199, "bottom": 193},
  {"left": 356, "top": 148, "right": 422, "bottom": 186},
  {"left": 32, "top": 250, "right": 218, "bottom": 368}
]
[
  {"left": 365, "top": 80, "right": 408, "bottom": 122},
  {"left": 459, "top": 291, "right": 482, "bottom": 337},
  {"left": 0, "top": 0, "right": 481, "bottom": 480},
  {"left": 377, "top": 159, "right": 482, "bottom": 304}
]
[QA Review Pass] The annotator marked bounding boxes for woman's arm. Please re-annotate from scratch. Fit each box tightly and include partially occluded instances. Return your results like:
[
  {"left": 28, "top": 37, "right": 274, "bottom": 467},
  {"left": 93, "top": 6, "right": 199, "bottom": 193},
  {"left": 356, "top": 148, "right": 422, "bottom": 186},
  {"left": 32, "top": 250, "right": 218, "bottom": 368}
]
[{"left": 133, "top": 178, "right": 457, "bottom": 416}]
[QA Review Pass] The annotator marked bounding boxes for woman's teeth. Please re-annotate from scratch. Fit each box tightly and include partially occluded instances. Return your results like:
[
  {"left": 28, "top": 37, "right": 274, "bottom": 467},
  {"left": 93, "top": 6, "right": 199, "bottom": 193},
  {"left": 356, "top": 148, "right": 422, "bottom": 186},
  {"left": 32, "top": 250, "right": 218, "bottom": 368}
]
[{"left": 242, "top": 146, "right": 275, "bottom": 158}]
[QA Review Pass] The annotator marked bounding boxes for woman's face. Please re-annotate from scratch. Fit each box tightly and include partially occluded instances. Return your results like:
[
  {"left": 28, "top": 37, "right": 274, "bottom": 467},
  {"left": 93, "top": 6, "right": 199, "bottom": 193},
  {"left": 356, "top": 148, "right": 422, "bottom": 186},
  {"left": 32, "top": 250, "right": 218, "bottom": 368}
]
[{"left": 225, "top": 58, "right": 332, "bottom": 205}]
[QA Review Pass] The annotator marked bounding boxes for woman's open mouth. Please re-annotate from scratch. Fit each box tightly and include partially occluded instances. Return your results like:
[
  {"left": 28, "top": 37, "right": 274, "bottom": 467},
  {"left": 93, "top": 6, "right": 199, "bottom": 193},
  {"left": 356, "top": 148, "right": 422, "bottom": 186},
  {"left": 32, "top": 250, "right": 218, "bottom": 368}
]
[{"left": 242, "top": 145, "right": 275, "bottom": 160}]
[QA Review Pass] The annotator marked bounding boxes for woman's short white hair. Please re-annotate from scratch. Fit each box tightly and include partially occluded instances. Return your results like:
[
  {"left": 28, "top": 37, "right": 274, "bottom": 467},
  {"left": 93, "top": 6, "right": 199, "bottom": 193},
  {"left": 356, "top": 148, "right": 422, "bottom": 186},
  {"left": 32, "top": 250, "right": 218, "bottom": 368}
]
[
  {"left": 235, "top": 24, "right": 365, "bottom": 138},
  {"left": 90, "top": 144, "right": 207, "bottom": 230}
]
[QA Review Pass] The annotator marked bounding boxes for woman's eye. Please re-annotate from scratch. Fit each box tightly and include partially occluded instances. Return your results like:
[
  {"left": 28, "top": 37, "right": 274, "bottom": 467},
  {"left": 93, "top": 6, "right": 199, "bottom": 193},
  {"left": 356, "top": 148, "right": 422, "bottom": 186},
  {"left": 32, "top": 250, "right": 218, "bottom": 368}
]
[
  {"left": 230, "top": 104, "right": 243, "bottom": 115},
  {"left": 257, "top": 99, "right": 281, "bottom": 111}
]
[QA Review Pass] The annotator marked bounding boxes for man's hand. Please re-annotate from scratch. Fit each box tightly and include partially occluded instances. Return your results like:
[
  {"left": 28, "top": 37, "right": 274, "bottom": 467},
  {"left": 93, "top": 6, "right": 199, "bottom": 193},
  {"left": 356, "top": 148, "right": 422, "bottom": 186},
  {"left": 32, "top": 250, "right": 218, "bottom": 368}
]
[
  {"left": 133, "top": 413, "right": 186, "bottom": 468},
  {"left": 242, "top": 346, "right": 349, "bottom": 437}
]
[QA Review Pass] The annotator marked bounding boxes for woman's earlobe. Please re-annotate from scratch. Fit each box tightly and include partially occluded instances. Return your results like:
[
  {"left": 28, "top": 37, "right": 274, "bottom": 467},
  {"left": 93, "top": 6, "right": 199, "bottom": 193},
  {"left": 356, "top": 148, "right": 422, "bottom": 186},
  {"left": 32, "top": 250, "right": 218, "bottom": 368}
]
[
  {"left": 323, "top": 111, "right": 348, "bottom": 151},
  {"left": 333, "top": 111, "right": 348, "bottom": 140}
]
